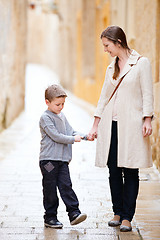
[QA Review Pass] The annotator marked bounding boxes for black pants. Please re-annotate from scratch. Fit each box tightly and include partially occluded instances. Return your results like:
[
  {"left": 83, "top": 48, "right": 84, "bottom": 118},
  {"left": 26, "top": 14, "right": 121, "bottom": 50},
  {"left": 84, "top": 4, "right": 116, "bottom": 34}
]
[
  {"left": 107, "top": 121, "right": 139, "bottom": 222},
  {"left": 39, "top": 160, "right": 81, "bottom": 221}
]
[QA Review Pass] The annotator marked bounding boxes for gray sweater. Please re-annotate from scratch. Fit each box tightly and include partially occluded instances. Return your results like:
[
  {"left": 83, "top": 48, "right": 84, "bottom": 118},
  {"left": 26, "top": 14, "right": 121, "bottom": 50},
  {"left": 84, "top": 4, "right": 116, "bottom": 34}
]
[{"left": 39, "top": 110, "right": 84, "bottom": 162}]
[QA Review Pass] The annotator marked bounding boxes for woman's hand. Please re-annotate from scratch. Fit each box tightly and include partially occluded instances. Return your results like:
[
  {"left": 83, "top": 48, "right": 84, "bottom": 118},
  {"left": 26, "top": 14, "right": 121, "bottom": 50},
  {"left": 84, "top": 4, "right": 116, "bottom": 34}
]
[
  {"left": 88, "top": 117, "right": 101, "bottom": 141},
  {"left": 88, "top": 127, "right": 98, "bottom": 141},
  {"left": 142, "top": 117, "right": 152, "bottom": 137}
]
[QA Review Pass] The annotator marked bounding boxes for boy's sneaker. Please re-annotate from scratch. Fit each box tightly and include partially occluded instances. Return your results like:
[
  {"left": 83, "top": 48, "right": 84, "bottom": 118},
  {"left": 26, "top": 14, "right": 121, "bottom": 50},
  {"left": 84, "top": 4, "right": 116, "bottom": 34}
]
[
  {"left": 44, "top": 219, "right": 63, "bottom": 228},
  {"left": 70, "top": 213, "right": 87, "bottom": 225}
]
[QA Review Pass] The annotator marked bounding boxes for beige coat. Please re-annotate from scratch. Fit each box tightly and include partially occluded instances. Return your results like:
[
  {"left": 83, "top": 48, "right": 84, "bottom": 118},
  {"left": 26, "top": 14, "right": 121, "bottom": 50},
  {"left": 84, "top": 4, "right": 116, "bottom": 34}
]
[{"left": 95, "top": 50, "right": 154, "bottom": 168}]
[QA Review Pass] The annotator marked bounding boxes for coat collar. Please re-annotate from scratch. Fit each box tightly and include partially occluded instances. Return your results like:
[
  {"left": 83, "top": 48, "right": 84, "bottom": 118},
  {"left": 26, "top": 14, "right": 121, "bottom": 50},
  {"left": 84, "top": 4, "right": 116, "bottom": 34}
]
[{"left": 108, "top": 50, "right": 141, "bottom": 85}]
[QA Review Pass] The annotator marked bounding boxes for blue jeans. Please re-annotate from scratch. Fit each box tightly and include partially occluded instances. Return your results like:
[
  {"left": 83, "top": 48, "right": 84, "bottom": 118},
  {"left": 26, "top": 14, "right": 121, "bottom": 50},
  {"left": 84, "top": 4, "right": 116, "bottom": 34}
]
[
  {"left": 107, "top": 121, "right": 139, "bottom": 222},
  {"left": 39, "top": 160, "right": 81, "bottom": 221}
]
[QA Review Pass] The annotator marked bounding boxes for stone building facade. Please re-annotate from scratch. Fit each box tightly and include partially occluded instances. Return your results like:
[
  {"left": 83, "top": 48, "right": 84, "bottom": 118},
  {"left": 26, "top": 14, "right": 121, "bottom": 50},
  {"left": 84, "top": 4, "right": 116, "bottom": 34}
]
[
  {"left": 57, "top": 0, "right": 110, "bottom": 104},
  {"left": 0, "top": 0, "right": 27, "bottom": 131}
]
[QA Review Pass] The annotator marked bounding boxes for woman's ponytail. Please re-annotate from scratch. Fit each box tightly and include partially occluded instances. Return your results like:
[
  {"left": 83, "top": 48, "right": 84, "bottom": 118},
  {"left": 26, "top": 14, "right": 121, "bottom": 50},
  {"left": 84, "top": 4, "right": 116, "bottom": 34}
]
[{"left": 113, "top": 57, "right": 120, "bottom": 80}]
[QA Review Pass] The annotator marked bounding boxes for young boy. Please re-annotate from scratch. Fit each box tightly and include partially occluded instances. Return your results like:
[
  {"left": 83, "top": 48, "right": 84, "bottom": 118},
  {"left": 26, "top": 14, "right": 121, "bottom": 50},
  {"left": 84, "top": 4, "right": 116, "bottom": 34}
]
[{"left": 39, "top": 84, "right": 87, "bottom": 228}]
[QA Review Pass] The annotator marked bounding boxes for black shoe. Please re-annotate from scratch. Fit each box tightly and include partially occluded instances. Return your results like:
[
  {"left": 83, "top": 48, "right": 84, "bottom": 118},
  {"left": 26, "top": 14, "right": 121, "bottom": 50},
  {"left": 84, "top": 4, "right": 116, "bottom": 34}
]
[
  {"left": 120, "top": 220, "right": 132, "bottom": 232},
  {"left": 108, "top": 219, "right": 121, "bottom": 227},
  {"left": 44, "top": 219, "right": 63, "bottom": 229},
  {"left": 120, "top": 224, "right": 132, "bottom": 232},
  {"left": 70, "top": 213, "right": 87, "bottom": 225},
  {"left": 108, "top": 215, "right": 121, "bottom": 227}
]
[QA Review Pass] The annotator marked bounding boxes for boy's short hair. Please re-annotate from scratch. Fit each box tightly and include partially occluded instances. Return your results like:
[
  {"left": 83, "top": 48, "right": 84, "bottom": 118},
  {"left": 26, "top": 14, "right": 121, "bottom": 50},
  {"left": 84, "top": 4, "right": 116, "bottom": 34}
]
[{"left": 45, "top": 84, "right": 67, "bottom": 102}]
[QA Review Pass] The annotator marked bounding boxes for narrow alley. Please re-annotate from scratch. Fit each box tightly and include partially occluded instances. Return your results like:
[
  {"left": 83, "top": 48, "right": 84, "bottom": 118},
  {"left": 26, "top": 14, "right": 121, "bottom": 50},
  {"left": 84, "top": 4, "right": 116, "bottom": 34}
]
[{"left": 1, "top": 1, "right": 160, "bottom": 239}]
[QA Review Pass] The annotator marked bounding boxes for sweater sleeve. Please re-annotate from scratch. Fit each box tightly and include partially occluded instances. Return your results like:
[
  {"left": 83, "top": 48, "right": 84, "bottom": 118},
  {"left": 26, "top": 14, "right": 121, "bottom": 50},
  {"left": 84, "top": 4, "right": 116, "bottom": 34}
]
[{"left": 40, "top": 115, "right": 75, "bottom": 144}]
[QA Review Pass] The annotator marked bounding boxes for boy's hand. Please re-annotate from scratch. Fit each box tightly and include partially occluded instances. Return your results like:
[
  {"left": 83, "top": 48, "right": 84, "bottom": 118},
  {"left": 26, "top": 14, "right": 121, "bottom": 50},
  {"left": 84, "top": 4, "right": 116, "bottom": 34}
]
[{"left": 74, "top": 135, "right": 82, "bottom": 142}]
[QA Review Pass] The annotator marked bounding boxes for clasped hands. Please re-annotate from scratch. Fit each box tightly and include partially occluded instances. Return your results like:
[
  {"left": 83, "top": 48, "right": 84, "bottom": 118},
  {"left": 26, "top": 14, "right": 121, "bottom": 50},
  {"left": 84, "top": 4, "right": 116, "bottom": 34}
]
[
  {"left": 87, "top": 132, "right": 97, "bottom": 141},
  {"left": 74, "top": 128, "right": 97, "bottom": 142},
  {"left": 87, "top": 126, "right": 98, "bottom": 141}
]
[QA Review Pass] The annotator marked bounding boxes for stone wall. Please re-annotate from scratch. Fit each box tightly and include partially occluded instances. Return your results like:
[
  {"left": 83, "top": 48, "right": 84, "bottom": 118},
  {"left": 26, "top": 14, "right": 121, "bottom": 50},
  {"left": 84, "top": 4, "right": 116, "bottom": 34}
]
[
  {"left": 57, "top": 0, "right": 110, "bottom": 104},
  {"left": 73, "top": 0, "right": 110, "bottom": 105},
  {"left": 56, "top": 0, "right": 78, "bottom": 91},
  {"left": 0, "top": 0, "right": 27, "bottom": 131}
]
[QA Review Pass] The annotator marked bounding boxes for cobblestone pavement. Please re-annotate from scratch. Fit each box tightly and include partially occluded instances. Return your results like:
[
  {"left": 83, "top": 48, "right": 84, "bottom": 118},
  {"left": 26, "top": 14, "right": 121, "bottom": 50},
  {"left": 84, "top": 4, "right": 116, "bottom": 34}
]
[{"left": 0, "top": 64, "right": 159, "bottom": 240}]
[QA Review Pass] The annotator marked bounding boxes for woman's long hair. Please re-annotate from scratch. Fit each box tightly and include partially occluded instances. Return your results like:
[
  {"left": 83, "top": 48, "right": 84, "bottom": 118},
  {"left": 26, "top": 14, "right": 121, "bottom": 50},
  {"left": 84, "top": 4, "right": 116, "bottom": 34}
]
[{"left": 101, "top": 26, "right": 130, "bottom": 80}]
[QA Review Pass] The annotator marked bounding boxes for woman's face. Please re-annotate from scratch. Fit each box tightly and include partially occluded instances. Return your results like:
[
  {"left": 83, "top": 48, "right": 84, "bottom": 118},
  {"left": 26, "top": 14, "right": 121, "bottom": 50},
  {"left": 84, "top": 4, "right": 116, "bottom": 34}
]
[{"left": 101, "top": 37, "right": 119, "bottom": 57}]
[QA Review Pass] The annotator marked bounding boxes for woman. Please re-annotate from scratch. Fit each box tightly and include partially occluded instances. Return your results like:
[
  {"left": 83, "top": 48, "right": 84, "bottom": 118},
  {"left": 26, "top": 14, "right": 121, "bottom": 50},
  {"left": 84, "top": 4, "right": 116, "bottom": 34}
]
[{"left": 89, "top": 26, "right": 153, "bottom": 232}]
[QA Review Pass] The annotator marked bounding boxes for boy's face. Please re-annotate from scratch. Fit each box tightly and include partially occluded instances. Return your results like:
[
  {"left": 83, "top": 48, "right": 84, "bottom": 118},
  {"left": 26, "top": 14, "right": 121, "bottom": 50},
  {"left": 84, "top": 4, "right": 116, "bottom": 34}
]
[{"left": 46, "top": 97, "right": 65, "bottom": 114}]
